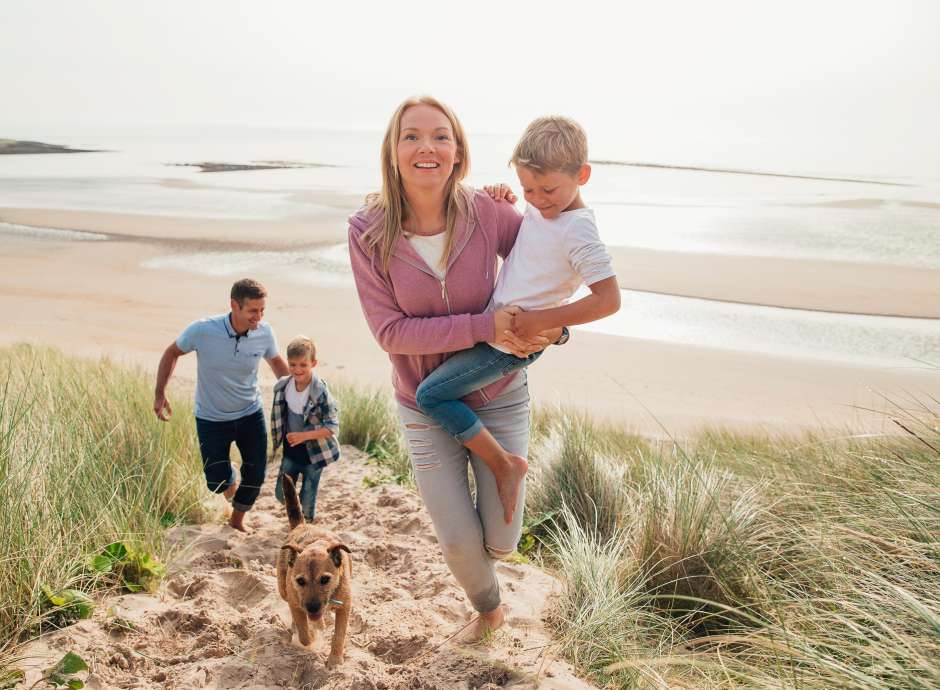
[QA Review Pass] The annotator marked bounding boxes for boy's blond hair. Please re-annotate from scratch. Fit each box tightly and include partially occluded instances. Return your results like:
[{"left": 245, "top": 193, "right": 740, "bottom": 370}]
[
  {"left": 286, "top": 336, "right": 316, "bottom": 361},
  {"left": 510, "top": 116, "right": 588, "bottom": 176}
]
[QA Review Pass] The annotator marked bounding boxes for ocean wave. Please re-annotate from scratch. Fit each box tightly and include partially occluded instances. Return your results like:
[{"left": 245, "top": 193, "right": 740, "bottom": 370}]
[{"left": 0, "top": 222, "right": 109, "bottom": 241}]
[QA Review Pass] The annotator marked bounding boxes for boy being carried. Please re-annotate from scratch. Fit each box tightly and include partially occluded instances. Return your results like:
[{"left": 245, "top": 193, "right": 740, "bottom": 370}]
[
  {"left": 271, "top": 336, "right": 341, "bottom": 522},
  {"left": 415, "top": 116, "right": 621, "bottom": 524}
]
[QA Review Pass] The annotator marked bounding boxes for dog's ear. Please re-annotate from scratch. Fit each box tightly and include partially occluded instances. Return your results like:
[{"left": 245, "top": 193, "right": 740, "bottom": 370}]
[
  {"left": 281, "top": 543, "right": 302, "bottom": 567},
  {"left": 328, "top": 543, "right": 351, "bottom": 568}
]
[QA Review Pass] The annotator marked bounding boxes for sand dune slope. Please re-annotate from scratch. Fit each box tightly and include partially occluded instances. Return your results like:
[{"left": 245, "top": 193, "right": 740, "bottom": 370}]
[{"left": 17, "top": 448, "right": 595, "bottom": 690}]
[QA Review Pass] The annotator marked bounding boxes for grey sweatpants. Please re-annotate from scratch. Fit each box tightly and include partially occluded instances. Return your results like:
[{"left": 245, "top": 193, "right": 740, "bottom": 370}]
[{"left": 397, "top": 374, "right": 529, "bottom": 613}]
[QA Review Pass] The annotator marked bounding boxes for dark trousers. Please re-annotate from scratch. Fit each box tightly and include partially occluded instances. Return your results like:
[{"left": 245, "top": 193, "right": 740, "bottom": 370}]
[{"left": 195, "top": 408, "right": 267, "bottom": 513}]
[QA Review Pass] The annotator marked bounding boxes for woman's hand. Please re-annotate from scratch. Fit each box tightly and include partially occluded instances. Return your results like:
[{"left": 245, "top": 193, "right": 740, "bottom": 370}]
[
  {"left": 492, "top": 306, "right": 550, "bottom": 357},
  {"left": 483, "top": 183, "right": 518, "bottom": 204}
]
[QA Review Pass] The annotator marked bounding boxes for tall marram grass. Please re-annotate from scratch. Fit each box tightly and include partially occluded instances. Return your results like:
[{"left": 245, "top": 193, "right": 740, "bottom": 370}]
[
  {"left": 0, "top": 344, "right": 206, "bottom": 662},
  {"left": 532, "top": 405, "right": 940, "bottom": 689},
  {"left": 332, "top": 380, "right": 413, "bottom": 486}
]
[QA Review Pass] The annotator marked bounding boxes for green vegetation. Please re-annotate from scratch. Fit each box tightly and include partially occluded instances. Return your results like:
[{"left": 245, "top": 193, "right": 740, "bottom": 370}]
[
  {"left": 0, "top": 345, "right": 207, "bottom": 677},
  {"left": 529, "top": 405, "right": 940, "bottom": 689},
  {"left": 332, "top": 380, "right": 413, "bottom": 487},
  {"left": 341, "top": 384, "right": 939, "bottom": 688},
  {"left": 2, "top": 350, "right": 936, "bottom": 688}
]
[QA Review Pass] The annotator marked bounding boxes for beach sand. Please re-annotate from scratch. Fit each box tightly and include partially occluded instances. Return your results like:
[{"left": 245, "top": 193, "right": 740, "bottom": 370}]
[
  {"left": 15, "top": 448, "right": 596, "bottom": 690},
  {"left": 2, "top": 205, "right": 937, "bottom": 436}
]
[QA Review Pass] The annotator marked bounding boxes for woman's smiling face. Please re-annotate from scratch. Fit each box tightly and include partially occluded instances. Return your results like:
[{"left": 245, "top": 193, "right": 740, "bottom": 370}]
[{"left": 396, "top": 104, "right": 460, "bottom": 192}]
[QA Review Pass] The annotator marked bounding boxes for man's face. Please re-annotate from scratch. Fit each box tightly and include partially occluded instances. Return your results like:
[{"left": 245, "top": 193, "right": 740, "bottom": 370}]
[{"left": 231, "top": 297, "right": 265, "bottom": 330}]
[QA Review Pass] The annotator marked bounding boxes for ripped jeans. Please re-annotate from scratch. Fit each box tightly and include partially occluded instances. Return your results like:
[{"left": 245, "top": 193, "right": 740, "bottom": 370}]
[{"left": 397, "top": 373, "right": 529, "bottom": 614}]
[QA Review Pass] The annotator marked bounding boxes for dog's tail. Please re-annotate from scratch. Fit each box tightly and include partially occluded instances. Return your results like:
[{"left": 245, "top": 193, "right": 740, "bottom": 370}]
[{"left": 282, "top": 473, "right": 304, "bottom": 530}]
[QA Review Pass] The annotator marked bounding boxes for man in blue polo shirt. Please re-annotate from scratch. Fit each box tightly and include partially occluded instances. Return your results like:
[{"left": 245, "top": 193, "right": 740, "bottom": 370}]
[{"left": 154, "top": 278, "right": 289, "bottom": 533}]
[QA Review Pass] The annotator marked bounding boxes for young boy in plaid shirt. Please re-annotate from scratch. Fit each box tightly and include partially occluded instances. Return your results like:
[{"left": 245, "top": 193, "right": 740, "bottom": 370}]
[{"left": 271, "top": 335, "right": 340, "bottom": 522}]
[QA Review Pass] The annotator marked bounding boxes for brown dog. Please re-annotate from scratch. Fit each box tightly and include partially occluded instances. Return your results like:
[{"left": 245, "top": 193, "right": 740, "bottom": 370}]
[{"left": 276, "top": 474, "right": 352, "bottom": 668}]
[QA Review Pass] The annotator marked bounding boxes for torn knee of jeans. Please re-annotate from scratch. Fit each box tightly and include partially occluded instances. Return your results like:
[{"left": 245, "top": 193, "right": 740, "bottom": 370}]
[
  {"left": 485, "top": 544, "right": 514, "bottom": 560},
  {"left": 405, "top": 422, "right": 440, "bottom": 430},
  {"left": 413, "top": 455, "right": 441, "bottom": 471},
  {"left": 408, "top": 438, "right": 432, "bottom": 448}
]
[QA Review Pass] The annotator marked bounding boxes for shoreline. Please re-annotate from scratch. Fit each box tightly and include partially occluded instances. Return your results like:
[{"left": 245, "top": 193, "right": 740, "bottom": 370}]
[
  {"left": 1, "top": 207, "right": 937, "bottom": 436},
  {"left": 3, "top": 206, "right": 939, "bottom": 318}
]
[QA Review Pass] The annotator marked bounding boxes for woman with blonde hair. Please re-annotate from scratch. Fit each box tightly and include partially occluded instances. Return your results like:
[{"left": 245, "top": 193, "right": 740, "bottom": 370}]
[{"left": 348, "top": 96, "right": 562, "bottom": 639}]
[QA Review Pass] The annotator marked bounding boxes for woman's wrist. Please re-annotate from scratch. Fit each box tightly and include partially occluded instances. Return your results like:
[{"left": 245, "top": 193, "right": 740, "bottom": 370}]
[{"left": 472, "top": 312, "right": 496, "bottom": 344}]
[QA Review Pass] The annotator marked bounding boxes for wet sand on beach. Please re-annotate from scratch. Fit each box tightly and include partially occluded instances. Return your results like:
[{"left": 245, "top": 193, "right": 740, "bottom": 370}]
[{"left": 2, "top": 206, "right": 937, "bottom": 436}]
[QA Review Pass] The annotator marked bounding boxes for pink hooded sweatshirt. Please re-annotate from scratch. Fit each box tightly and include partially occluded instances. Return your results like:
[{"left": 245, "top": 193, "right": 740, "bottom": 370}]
[{"left": 348, "top": 190, "right": 524, "bottom": 411}]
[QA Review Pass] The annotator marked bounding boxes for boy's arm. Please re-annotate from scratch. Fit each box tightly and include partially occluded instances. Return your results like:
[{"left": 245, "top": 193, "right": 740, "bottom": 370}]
[
  {"left": 510, "top": 276, "right": 621, "bottom": 339},
  {"left": 292, "top": 387, "right": 340, "bottom": 443}
]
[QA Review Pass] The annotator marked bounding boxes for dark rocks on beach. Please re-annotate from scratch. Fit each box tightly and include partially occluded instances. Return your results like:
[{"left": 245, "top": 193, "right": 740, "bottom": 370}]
[
  {"left": 0, "top": 139, "right": 99, "bottom": 155},
  {"left": 170, "top": 160, "right": 340, "bottom": 173}
]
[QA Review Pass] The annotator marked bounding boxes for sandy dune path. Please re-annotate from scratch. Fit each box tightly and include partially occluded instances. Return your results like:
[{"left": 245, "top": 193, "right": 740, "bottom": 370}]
[{"left": 17, "top": 448, "right": 596, "bottom": 690}]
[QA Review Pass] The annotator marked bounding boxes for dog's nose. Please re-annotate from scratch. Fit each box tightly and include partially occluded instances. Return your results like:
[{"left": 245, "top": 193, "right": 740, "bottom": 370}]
[{"left": 305, "top": 601, "right": 322, "bottom": 615}]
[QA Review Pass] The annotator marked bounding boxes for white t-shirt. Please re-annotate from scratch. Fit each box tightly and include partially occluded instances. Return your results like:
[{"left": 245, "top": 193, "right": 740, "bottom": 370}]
[
  {"left": 490, "top": 205, "right": 615, "bottom": 312},
  {"left": 407, "top": 232, "right": 447, "bottom": 280},
  {"left": 286, "top": 378, "right": 311, "bottom": 415}
]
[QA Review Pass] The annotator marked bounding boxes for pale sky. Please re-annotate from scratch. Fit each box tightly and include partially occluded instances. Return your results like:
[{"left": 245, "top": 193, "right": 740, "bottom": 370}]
[{"left": 3, "top": 0, "right": 939, "bottom": 170}]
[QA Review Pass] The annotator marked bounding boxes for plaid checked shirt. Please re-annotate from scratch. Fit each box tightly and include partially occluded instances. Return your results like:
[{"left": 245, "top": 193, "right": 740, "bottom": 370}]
[{"left": 270, "top": 374, "right": 341, "bottom": 469}]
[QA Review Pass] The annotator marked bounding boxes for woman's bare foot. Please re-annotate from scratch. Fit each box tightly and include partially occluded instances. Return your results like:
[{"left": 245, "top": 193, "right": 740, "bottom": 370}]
[
  {"left": 228, "top": 509, "right": 250, "bottom": 533},
  {"left": 492, "top": 454, "right": 528, "bottom": 524},
  {"left": 459, "top": 605, "right": 505, "bottom": 644}
]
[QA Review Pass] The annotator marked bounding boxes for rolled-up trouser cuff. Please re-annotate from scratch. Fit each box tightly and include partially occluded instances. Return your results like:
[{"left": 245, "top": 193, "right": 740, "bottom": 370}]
[
  {"left": 231, "top": 501, "right": 253, "bottom": 513},
  {"left": 455, "top": 418, "right": 484, "bottom": 443},
  {"left": 470, "top": 583, "right": 502, "bottom": 614}
]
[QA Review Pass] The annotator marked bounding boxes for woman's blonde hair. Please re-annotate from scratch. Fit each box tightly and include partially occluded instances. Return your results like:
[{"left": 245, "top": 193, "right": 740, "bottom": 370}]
[{"left": 362, "top": 95, "right": 476, "bottom": 274}]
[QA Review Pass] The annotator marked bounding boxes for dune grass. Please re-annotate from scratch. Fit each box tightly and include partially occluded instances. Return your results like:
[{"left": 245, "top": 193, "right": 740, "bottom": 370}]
[
  {"left": 0, "top": 344, "right": 207, "bottom": 674},
  {"left": 332, "top": 382, "right": 939, "bottom": 686},
  {"left": 531, "top": 404, "right": 940, "bottom": 689},
  {"left": 331, "top": 379, "right": 413, "bottom": 487},
  {"left": 2, "top": 349, "right": 937, "bottom": 688}
]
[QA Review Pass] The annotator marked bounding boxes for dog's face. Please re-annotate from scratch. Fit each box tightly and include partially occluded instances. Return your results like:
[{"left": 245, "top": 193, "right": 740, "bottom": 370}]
[{"left": 282, "top": 540, "right": 349, "bottom": 622}]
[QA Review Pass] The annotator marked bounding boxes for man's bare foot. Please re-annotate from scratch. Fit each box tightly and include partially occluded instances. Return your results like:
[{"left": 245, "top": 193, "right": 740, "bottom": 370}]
[
  {"left": 228, "top": 509, "right": 250, "bottom": 533},
  {"left": 493, "top": 454, "right": 528, "bottom": 524},
  {"left": 459, "top": 605, "right": 505, "bottom": 644},
  {"left": 223, "top": 481, "right": 239, "bottom": 501}
]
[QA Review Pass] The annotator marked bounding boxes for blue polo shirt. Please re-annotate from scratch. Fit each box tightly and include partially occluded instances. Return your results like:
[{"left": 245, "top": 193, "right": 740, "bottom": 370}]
[{"left": 176, "top": 313, "right": 279, "bottom": 422}]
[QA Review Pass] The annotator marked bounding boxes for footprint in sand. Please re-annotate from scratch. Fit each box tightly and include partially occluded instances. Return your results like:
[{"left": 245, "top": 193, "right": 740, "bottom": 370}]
[{"left": 217, "top": 568, "right": 272, "bottom": 608}]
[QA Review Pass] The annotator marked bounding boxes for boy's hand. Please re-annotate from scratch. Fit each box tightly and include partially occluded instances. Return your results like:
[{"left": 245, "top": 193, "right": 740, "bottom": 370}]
[
  {"left": 286, "top": 431, "right": 308, "bottom": 447},
  {"left": 483, "top": 183, "right": 518, "bottom": 204},
  {"left": 154, "top": 393, "right": 172, "bottom": 422},
  {"left": 511, "top": 310, "right": 550, "bottom": 340}
]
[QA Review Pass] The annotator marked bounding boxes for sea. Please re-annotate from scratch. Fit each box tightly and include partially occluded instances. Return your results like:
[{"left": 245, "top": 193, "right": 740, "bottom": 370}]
[{"left": 1, "top": 125, "right": 938, "bottom": 369}]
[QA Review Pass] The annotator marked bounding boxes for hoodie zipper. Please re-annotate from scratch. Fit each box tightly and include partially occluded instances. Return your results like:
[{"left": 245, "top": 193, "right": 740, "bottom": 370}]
[{"left": 439, "top": 277, "right": 451, "bottom": 313}]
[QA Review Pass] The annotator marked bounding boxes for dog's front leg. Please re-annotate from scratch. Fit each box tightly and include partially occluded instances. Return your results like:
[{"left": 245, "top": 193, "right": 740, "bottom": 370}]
[
  {"left": 326, "top": 604, "right": 350, "bottom": 668},
  {"left": 289, "top": 606, "right": 315, "bottom": 647}
]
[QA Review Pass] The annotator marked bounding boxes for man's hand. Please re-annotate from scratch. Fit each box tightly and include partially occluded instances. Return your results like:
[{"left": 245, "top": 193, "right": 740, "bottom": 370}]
[
  {"left": 154, "top": 393, "right": 172, "bottom": 422},
  {"left": 286, "top": 431, "right": 308, "bottom": 447},
  {"left": 483, "top": 183, "right": 518, "bottom": 204}
]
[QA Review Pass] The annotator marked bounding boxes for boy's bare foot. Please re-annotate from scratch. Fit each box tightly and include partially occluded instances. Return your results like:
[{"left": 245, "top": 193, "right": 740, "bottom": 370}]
[
  {"left": 229, "top": 509, "right": 250, "bottom": 533},
  {"left": 493, "top": 454, "right": 528, "bottom": 524},
  {"left": 459, "top": 605, "right": 505, "bottom": 644}
]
